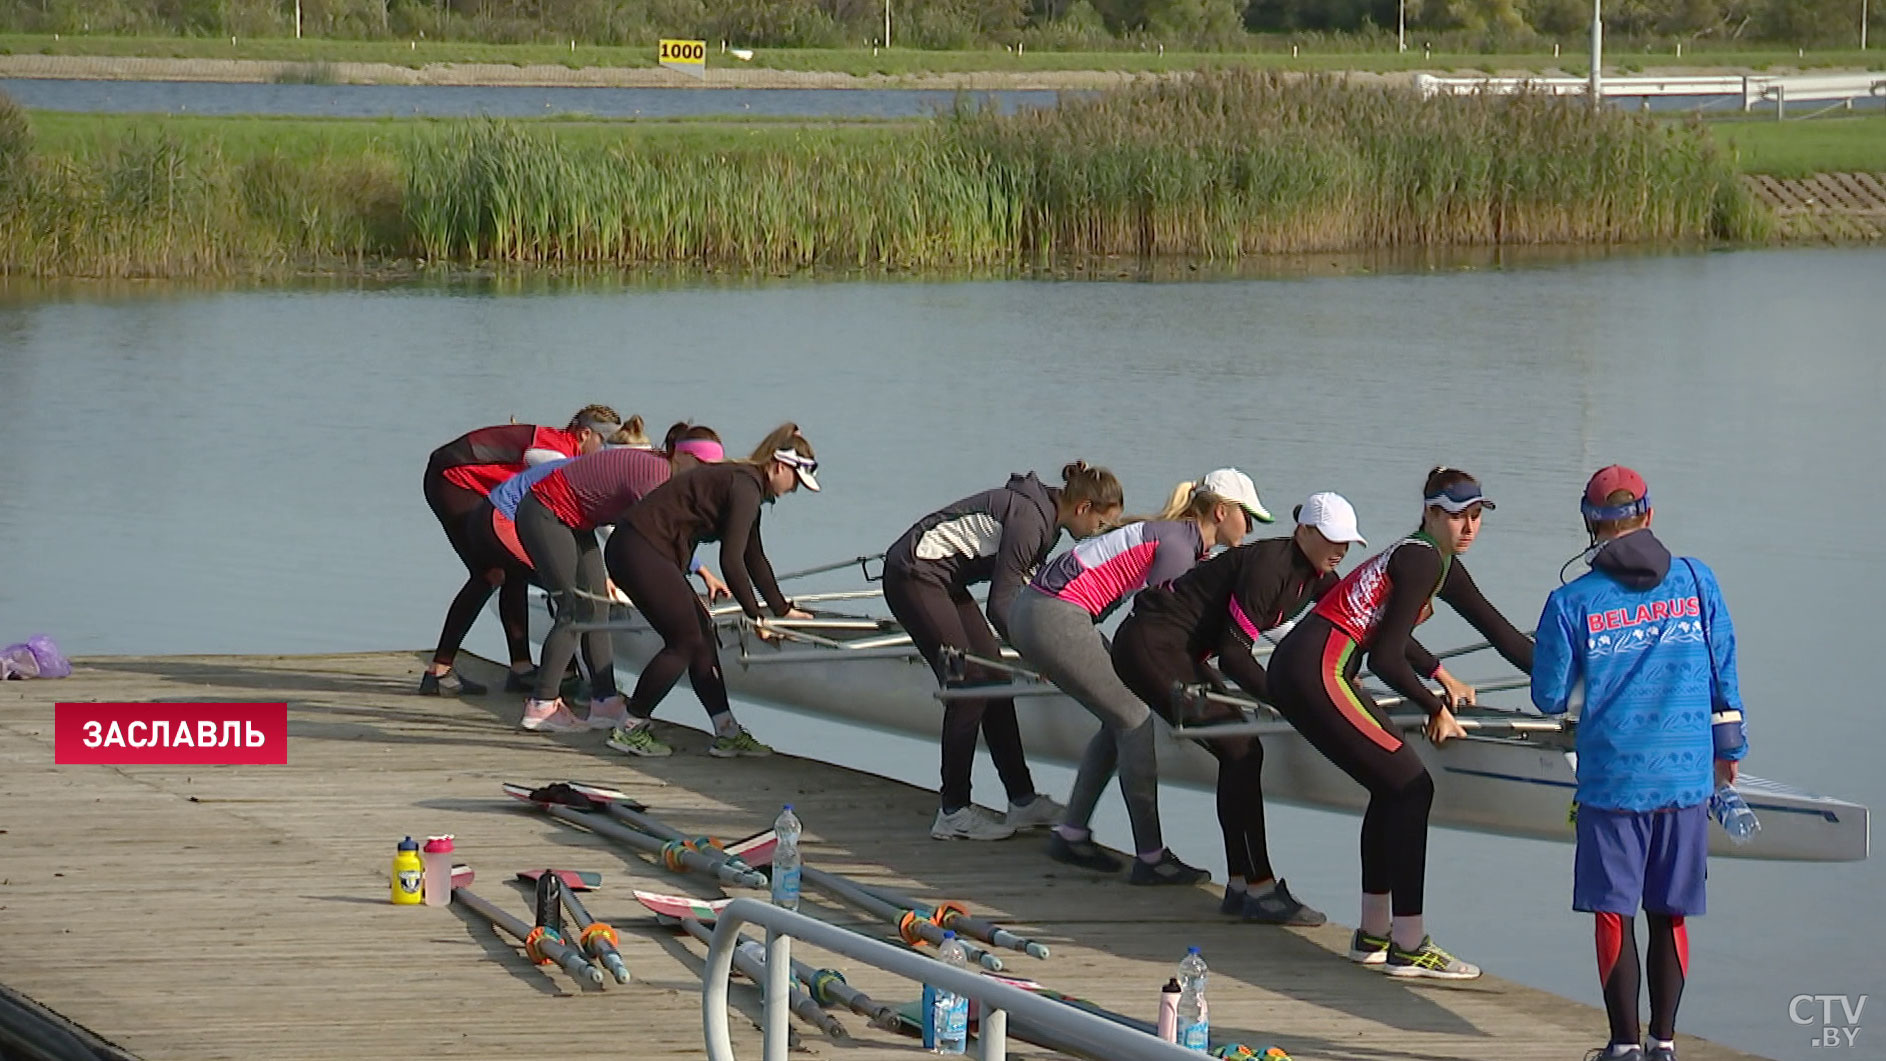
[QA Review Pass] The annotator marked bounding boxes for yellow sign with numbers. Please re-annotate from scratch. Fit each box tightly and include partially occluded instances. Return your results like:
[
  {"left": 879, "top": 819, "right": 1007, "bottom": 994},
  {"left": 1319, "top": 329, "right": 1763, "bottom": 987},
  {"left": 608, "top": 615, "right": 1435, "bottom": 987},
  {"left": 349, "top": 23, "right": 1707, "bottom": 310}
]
[{"left": 658, "top": 39, "right": 707, "bottom": 79}]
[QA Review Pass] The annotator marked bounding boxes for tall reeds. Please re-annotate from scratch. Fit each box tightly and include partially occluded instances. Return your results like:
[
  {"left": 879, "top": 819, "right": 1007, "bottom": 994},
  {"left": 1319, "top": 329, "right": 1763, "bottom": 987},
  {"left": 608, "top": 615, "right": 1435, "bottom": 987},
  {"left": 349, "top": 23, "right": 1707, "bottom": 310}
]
[{"left": 1, "top": 72, "right": 1764, "bottom": 278}]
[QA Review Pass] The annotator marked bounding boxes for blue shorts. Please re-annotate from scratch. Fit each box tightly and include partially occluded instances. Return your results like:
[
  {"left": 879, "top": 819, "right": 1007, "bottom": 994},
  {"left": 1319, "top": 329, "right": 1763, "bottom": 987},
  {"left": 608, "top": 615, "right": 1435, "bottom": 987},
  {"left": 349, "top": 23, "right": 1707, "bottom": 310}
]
[{"left": 1573, "top": 804, "right": 1708, "bottom": 917}]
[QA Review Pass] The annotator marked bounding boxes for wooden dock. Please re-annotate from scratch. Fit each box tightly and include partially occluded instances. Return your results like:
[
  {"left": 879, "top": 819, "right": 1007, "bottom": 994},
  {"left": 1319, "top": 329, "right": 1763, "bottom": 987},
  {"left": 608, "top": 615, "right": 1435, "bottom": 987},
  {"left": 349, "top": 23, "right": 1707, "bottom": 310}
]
[{"left": 0, "top": 652, "right": 1764, "bottom": 1061}]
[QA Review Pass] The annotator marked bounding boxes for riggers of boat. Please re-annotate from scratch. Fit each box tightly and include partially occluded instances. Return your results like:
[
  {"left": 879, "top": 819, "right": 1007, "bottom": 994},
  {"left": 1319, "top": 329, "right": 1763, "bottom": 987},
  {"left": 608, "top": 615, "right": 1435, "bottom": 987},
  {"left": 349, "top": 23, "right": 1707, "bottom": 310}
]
[{"left": 523, "top": 579, "right": 1870, "bottom": 865}]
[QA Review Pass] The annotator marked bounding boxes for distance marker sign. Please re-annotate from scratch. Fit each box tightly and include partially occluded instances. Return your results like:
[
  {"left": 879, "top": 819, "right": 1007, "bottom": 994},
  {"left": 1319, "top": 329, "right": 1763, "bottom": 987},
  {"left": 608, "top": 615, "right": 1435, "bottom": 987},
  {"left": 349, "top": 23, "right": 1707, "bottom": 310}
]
[{"left": 659, "top": 39, "right": 706, "bottom": 79}]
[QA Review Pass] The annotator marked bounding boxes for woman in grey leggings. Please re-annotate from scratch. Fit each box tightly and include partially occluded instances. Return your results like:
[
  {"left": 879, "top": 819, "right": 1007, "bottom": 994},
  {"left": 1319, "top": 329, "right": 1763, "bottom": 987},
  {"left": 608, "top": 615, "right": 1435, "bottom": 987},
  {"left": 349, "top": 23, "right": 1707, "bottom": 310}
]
[{"left": 1007, "top": 469, "right": 1270, "bottom": 885}]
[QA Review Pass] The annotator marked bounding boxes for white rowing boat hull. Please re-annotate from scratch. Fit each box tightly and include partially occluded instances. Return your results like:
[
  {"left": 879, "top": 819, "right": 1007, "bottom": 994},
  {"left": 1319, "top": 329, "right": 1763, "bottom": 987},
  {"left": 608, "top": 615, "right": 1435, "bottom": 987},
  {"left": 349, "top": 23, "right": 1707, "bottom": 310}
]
[{"left": 522, "top": 596, "right": 1867, "bottom": 863}]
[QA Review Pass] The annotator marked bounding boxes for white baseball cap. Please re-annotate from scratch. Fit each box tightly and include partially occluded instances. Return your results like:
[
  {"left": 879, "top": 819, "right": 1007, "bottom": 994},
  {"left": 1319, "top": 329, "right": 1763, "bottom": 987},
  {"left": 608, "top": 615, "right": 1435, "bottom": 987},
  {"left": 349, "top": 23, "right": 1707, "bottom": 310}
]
[
  {"left": 1199, "top": 468, "right": 1274, "bottom": 524},
  {"left": 1296, "top": 491, "right": 1366, "bottom": 545}
]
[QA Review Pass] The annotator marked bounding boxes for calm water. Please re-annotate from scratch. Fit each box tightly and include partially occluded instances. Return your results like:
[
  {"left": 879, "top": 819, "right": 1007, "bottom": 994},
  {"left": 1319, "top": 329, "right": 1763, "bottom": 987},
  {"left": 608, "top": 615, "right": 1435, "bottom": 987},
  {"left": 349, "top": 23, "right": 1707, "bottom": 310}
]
[
  {"left": 0, "top": 77, "right": 1063, "bottom": 118},
  {"left": 1, "top": 248, "right": 1880, "bottom": 1060}
]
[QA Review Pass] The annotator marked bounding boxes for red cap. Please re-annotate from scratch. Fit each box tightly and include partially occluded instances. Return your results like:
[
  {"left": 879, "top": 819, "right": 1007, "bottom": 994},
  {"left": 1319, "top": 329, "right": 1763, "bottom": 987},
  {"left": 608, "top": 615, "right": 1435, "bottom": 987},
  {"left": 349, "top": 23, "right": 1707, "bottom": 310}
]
[
  {"left": 424, "top": 835, "right": 455, "bottom": 853},
  {"left": 1584, "top": 465, "right": 1647, "bottom": 506}
]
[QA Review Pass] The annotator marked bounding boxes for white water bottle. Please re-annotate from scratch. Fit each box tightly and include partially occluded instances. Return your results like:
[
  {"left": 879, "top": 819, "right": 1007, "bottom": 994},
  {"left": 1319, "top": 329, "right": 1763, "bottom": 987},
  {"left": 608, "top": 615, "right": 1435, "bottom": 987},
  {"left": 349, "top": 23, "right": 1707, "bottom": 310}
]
[
  {"left": 1176, "top": 945, "right": 1209, "bottom": 1052},
  {"left": 771, "top": 804, "right": 802, "bottom": 910},
  {"left": 930, "top": 930, "right": 970, "bottom": 1055},
  {"left": 1710, "top": 783, "right": 1760, "bottom": 845}
]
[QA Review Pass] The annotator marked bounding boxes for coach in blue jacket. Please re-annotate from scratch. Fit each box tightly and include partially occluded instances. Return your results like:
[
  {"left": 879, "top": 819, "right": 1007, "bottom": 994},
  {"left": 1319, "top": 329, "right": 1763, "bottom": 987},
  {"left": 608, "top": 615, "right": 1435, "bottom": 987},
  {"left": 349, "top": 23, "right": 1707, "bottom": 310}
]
[{"left": 1531, "top": 465, "right": 1750, "bottom": 1061}]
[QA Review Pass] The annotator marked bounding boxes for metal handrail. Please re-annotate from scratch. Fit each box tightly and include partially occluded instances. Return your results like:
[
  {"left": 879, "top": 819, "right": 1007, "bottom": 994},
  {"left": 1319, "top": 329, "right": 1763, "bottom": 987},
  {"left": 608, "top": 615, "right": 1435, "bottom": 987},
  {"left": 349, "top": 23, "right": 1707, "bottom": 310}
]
[{"left": 703, "top": 899, "right": 1200, "bottom": 1061}]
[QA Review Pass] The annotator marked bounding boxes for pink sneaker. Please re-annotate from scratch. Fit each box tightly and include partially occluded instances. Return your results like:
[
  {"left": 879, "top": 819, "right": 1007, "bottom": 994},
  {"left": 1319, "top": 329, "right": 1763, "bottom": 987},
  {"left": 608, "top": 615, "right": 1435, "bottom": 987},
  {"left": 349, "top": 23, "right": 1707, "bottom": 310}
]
[
  {"left": 585, "top": 696, "right": 630, "bottom": 731},
  {"left": 520, "top": 699, "right": 582, "bottom": 733}
]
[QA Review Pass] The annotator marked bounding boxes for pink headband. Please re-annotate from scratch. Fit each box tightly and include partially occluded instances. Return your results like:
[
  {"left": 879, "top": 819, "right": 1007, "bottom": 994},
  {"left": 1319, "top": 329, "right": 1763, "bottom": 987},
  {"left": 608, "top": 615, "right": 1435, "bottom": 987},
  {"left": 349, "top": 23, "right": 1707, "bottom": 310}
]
[{"left": 673, "top": 439, "right": 724, "bottom": 462}]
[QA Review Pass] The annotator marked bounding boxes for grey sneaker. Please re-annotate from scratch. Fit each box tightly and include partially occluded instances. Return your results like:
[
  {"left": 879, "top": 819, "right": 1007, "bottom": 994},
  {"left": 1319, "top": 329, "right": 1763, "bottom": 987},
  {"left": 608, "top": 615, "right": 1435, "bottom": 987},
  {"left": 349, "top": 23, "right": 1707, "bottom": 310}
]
[
  {"left": 932, "top": 806, "right": 1015, "bottom": 841},
  {"left": 1005, "top": 794, "right": 1065, "bottom": 830},
  {"left": 418, "top": 669, "right": 487, "bottom": 696},
  {"left": 1127, "top": 850, "right": 1210, "bottom": 886},
  {"left": 1586, "top": 1048, "right": 1645, "bottom": 1061},
  {"left": 1385, "top": 935, "right": 1481, "bottom": 980},
  {"left": 606, "top": 724, "right": 673, "bottom": 758},
  {"left": 1237, "top": 879, "right": 1327, "bottom": 926},
  {"left": 708, "top": 729, "right": 773, "bottom": 758},
  {"left": 1644, "top": 1045, "right": 1675, "bottom": 1061},
  {"left": 1047, "top": 832, "right": 1123, "bottom": 872}
]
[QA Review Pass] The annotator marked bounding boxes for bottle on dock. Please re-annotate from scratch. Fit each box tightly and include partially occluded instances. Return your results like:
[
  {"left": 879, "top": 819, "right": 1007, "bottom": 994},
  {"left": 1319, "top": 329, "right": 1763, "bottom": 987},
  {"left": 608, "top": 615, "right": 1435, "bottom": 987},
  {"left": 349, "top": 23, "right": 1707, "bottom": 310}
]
[
  {"left": 1157, "top": 977, "right": 1181, "bottom": 1042},
  {"left": 1176, "top": 946, "right": 1209, "bottom": 1052},
  {"left": 1709, "top": 783, "right": 1760, "bottom": 844},
  {"left": 925, "top": 930, "right": 969, "bottom": 1055},
  {"left": 421, "top": 835, "right": 455, "bottom": 906},
  {"left": 771, "top": 804, "right": 802, "bottom": 911},
  {"left": 391, "top": 837, "right": 423, "bottom": 905}
]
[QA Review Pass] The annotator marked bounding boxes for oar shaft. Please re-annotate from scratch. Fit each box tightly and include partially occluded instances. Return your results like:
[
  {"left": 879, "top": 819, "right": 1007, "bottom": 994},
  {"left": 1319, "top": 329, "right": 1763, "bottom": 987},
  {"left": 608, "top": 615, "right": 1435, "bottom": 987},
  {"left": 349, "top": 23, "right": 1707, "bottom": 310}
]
[
  {"left": 454, "top": 888, "right": 603, "bottom": 986},
  {"left": 775, "top": 554, "right": 885, "bottom": 582},
  {"left": 799, "top": 864, "right": 1002, "bottom": 971},
  {"left": 559, "top": 883, "right": 632, "bottom": 985},
  {"left": 853, "top": 879, "right": 1049, "bottom": 959},
  {"left": 546, "top": 804, "right": 767, "bottom": 889},
  {"left": 675, "top": 917, "right": 845, "bottom": 1039}
]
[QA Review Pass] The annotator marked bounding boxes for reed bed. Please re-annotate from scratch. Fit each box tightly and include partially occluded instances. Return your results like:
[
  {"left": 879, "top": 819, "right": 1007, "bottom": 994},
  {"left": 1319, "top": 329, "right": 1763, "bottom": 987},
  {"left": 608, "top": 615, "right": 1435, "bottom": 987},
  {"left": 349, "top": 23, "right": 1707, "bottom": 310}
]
[{"left": 1, "top": 72, "right": 1766, "bottom": 278}]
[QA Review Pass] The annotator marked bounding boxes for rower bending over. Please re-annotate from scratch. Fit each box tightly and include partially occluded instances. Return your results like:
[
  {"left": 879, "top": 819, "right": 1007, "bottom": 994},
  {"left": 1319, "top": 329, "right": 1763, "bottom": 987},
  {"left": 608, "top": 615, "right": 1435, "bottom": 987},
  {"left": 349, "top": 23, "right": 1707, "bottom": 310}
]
[
  {"left": 419, "top": 405, "right": 620, "bottom": 697},
  {"left": 884, "top": 462, "right": 1123, "bottom": 841},
  {"left": 1267, "top": 467, "right": 1533, "bottom": 979},
  {"left": 1010, "top": 470, "right": 1267, "bottom": 885},
  {"left": 1112, "top": 492, "right": 1366, "bottom": 920},
  {"left": 603, "top": 423, "right": 820, "bottom": 759}
]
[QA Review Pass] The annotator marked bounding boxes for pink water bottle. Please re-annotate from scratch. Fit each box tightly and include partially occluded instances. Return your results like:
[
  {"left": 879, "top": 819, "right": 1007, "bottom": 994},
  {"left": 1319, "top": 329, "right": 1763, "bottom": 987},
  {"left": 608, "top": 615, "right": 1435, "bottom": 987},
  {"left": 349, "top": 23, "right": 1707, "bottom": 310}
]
[
  {"left": 422, "top": 835, "right": 455, "bottom": 906},
  {"left": 1157, "top": 977, "right": 1181, "bottom": 1042}
]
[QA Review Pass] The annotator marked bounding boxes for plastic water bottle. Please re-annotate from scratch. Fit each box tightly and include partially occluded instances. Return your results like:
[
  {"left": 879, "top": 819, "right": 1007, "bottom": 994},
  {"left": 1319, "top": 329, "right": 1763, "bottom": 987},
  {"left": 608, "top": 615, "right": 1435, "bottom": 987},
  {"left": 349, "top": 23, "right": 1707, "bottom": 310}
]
[
  {"left": 1710, "top": 784, "right": 1760, "bottom": 845},
  {"left": 928, "top": 930, "right": 970, "bottom": 1055},
  {"left": 421, "top": 835, "right": 454, "bottom": 906},
  {"left": 1157, "top": 977, "right": 1181, "bottom": 1042},
  {"left": 390, "top": 837, "right": 423, "bottom": 905},
  {"left": 1176, "top": 945, "right": 1209, "bottom": 1051},
  {"left": 771, "top": 804, "right": 802, "bottom": 910}
]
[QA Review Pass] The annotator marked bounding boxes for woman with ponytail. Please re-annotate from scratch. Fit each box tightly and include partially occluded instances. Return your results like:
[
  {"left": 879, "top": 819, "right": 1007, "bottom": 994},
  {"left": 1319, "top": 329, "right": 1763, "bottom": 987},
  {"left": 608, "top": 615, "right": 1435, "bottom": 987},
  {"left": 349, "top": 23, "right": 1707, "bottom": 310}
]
[
  {"left": 1011, "top": 469, "right": 1269, "bottom": 884},
  {"left": 601, "top": 423, "right": 819, "bottom": 759},
  {"left": 885, "top": 461, "right": 1124, "bottom": 841},
  {"left": 1266, "top": 467, "right": 1534, "bottom": 979}
]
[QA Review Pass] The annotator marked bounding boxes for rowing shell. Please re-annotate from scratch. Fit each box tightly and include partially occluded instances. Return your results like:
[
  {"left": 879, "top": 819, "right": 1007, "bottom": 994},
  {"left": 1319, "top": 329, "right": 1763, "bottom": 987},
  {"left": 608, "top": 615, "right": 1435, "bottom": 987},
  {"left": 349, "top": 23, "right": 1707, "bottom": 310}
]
[{"left": 518, "top": 591, "right": 1867, "bottom": 863}]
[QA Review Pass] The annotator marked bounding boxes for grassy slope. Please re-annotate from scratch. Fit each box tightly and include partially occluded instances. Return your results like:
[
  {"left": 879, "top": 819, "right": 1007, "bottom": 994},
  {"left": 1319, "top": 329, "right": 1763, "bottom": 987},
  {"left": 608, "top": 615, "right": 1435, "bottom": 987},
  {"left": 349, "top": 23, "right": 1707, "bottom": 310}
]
[
  {"left": 3, "top": 33, "right": 1882, "bottom": 76},
  {"left": 1709, "top": 115, "right": 1886, "bottom": 177}
]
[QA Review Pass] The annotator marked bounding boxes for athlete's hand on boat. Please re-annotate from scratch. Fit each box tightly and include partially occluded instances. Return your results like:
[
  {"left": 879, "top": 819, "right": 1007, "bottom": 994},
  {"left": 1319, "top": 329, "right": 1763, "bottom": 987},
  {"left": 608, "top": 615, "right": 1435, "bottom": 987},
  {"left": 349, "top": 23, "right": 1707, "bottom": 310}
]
[
  {"left": 1716, "top": 758, "right": 1739, "bottom": 786},
  {"left": 696, "top": 567, "right": 732, "bottom": 603},
  {"left": 1436, "top": 668, "right": 1476, "bottom": 707},
  {"left": 1426, "top": 707, "right": 1467, "bottom": 745}
]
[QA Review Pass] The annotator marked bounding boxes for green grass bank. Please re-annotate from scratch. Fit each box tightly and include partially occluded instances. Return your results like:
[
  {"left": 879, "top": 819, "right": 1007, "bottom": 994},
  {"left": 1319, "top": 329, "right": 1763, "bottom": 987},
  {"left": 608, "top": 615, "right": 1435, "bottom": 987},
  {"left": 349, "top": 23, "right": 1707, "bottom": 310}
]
[{"left": 0, "top": 71, "right": 1770, "bottom": 277}]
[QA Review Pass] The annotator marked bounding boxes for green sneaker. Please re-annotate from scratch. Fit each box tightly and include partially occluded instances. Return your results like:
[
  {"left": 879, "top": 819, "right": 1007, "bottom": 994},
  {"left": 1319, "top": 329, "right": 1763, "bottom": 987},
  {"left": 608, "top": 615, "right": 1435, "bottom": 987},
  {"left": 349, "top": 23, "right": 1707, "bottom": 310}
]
[
  {"left": 708, "top": 729, "right": 773, "bottom": 758},
  {"left": 606, "top": 724, "right": 673, "bottom": 758}
]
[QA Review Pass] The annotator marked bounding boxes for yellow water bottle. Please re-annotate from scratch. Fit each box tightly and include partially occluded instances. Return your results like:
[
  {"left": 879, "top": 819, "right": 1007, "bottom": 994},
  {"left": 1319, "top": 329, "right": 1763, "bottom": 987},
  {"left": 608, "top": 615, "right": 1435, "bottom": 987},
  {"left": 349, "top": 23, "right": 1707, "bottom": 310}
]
[{"left": 391, "top": 837, "right": 424, "bottom": 905}]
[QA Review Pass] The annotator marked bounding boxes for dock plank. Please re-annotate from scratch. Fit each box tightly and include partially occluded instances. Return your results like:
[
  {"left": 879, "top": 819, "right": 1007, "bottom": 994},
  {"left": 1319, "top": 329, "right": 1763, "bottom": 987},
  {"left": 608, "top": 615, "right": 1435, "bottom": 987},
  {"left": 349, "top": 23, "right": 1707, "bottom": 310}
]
[{"left": 0, "top": 652, "right": 1763, "bottom": 1060}]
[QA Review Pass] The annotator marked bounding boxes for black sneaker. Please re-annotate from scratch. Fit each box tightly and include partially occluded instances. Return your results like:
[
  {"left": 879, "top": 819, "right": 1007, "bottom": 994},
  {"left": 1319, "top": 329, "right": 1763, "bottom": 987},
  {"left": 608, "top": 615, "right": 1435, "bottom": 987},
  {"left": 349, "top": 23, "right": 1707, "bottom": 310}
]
[
  {"left": 1047, "top": 833, "right": 1123, "bottom": 873},
  {"left": 418, "top": 670, "right": 487, "bottom": 696},
  {"left": 504, "top": 667, "right": 539, "bottom": 693},
  {"left": 1128, "top": 850, "right": 1210, "bottom": 887},
  {"left": 1644, "top": 1045, "right": 1676, "bottom": 1061},
  {"left": 1219, "top": 885, "right": 1244, "bottom": 915},
  {"left": 1237, "top": 879, "right": 1327, "bottom": 926},
  {"left": 1585, "top": 1047, "right": 1645, "bottom": 1061}
]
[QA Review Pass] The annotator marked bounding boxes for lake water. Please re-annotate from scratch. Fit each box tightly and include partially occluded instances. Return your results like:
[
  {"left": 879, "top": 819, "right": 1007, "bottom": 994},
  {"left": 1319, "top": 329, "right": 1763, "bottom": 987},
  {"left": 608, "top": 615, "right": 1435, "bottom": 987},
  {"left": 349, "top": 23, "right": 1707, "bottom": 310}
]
[
  {"left": 0, "top": 77, "right": 1064, "bottom": 118},
  {"left": 1, "top": 247, "right": 1880, "bottom": 1060}
]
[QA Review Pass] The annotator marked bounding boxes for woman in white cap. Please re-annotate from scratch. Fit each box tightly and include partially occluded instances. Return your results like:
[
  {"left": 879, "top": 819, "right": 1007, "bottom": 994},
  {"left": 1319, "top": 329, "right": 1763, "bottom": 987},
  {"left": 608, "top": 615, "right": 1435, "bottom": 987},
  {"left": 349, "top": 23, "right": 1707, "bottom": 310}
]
[
  {"left": 600, "top": 423, "right": 820, "bottom": 759},
  {"left": 1010, "top": 469, "right": 1270, "bottom": 885},
  {"left": 1109, "top": 492, "right": 1367, "bottom": 921},
  {"left": 1267, "top": 467, "right": 1533, "bottom": 978}
]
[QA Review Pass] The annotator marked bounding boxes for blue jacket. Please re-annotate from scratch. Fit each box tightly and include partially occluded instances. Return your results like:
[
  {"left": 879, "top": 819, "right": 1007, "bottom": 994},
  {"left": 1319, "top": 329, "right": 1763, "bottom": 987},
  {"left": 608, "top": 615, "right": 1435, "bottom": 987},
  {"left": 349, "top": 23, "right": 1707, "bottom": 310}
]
[{"left": 1531, "top": 529, "right": 1747, "bottom": 812}]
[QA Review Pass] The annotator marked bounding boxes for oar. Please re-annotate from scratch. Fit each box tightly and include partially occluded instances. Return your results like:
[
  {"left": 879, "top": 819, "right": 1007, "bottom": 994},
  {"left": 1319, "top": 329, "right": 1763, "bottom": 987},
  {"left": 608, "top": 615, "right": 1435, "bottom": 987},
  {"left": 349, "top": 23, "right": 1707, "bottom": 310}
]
[
  {"left": 858, "top": 884, "right": 1051, "bottom": 960},
  {"left": 502, "top": 784, "right": 770, "bottom": 890},
  {"left": 553, "top": 873, "right": 631, "bottom": 984},
  {"left": 1358, "top": 629, "right": 1536, "bottom": 680},
  {"left": 565, "top": 790, "right": 1004, "bottom": 971},
  {"left": 1170, "top": 682, "right": 1563, "bottom": 740},
  {"left": 450, "top": 866, "right": 605, "bottom": 988},
  {"left": 556, "top": 781, "right": 769, "bottom": 881},
  {"left": 774, "top": 553, "right": 886, "bottom": 583},
  {"left": 662, "top": 912, "right": 849, "bottom": 1040}
]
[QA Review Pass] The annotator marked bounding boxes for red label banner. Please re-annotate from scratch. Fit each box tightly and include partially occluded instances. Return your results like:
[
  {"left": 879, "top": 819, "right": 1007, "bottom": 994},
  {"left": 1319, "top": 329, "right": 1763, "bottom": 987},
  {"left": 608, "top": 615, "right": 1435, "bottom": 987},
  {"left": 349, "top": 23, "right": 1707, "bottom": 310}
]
[{"left": 54, "top": 703, "right": 288, "bottom": 765}]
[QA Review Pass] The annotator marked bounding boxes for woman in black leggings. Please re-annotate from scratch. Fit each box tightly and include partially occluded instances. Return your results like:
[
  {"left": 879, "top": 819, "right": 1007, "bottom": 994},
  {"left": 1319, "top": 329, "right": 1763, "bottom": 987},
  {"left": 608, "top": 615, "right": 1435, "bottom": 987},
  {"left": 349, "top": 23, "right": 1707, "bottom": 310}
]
[
  {"left": 883, "top": 462, "right": 1123, "bottom": 842},
  {"left": 603, "top": 423, "right": 819, "bottom": 760},
  {"left": 1267, "top": 467, "right": 1533, "bottom": 980},
  {"left": 1112, "top": 492, "right": 1364, "bottom": 918}
]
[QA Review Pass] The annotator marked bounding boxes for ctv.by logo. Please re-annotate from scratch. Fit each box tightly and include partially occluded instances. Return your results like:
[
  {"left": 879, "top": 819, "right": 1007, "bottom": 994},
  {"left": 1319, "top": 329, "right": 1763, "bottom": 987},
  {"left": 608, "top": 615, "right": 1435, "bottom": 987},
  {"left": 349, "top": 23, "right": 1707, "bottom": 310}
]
[{"left": 1791, "top": 994, "right": 1866, "bottom": 1049}]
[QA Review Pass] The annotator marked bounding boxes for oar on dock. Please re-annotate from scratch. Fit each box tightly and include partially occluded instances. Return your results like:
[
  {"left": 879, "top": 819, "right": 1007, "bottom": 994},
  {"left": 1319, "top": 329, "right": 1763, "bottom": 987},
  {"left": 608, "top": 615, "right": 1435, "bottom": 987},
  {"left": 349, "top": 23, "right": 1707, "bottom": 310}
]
[
  {"left": 502, "top": 783, "right": 769, "bottom": 890},
  {"left": 553, "top": 873, "right": 631, "bottom": 985},
  {"left": 449, "top": 866, "right": 604, "bottom": 989}
]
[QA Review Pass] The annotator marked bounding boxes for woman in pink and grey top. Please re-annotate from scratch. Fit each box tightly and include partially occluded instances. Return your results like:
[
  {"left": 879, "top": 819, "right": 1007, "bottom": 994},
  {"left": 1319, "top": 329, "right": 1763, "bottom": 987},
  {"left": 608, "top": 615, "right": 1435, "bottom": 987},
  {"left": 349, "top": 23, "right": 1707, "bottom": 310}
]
[
  {"left": 1008, "top": 468, "right": 1271, "bottom": 886},
  {"left": 513, "top": 432, "right": 726, "bottom": 733}
]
